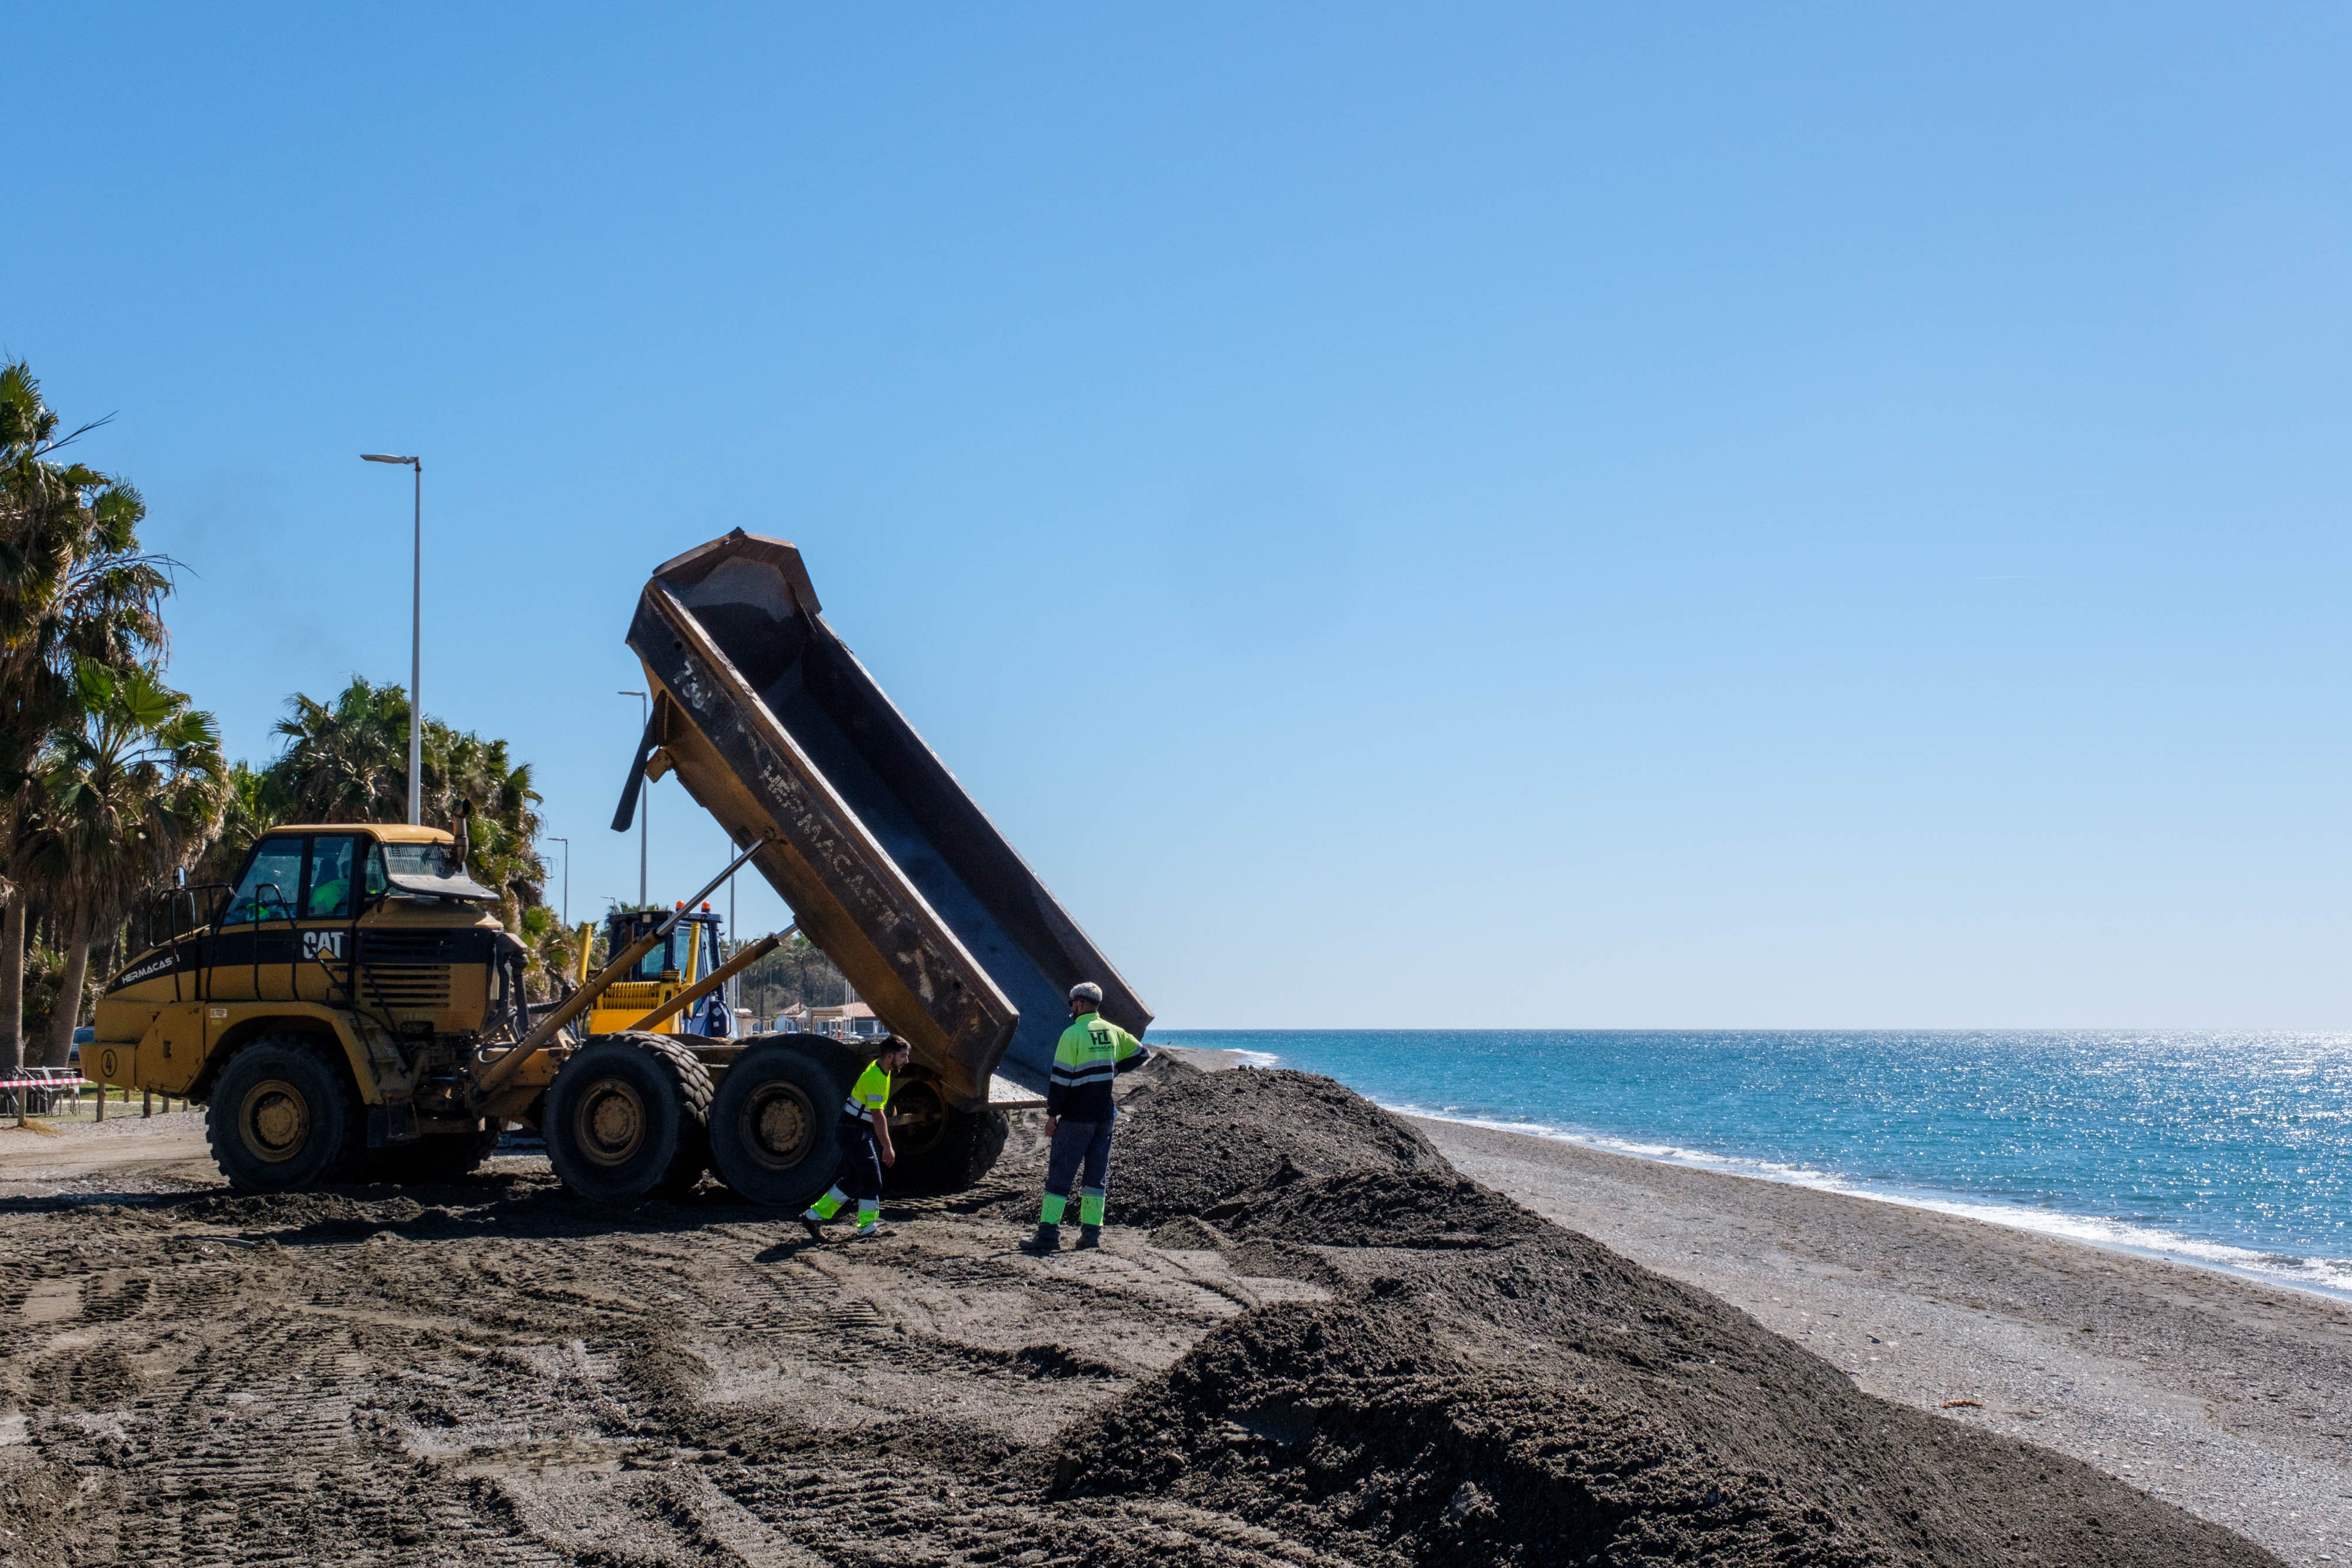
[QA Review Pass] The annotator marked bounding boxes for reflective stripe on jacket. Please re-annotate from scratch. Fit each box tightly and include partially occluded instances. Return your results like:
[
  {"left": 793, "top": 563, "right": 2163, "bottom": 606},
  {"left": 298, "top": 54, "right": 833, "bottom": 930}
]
[
  {"left": 1045, "top": 1012, "right": 1148, "bottom": 1121},
  {"left": 843, "top": 1059, "right": 893, "bottom": 1121}
]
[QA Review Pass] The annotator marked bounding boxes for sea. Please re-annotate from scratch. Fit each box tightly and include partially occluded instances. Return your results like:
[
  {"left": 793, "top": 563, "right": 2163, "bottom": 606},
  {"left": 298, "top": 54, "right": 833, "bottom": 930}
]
[{"left": 1152, "top": 1029, "right": 2352, "bottom": 1299}]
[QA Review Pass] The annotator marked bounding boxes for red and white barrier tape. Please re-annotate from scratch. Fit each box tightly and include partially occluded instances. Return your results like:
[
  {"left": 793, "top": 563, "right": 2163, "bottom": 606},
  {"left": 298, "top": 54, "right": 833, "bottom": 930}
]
[{"left": 0, "top": 1076, "right": 91, "bottom": 1091}]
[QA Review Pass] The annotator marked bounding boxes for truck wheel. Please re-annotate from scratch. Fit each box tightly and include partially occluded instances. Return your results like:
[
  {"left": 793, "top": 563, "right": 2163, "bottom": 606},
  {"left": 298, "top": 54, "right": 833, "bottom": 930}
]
[
  {"left": 707, "top": 1040, "right": 845, "bottom": 1208},
  {"left": 365, "top": 1122, "right": 500, "bottom": 1184},
  {"left": 545, "top": 1034, "right": 713, "bottom": 1203},
  {"left": 206, "top": 1035, "right": 360, "bottom": 1193},
  {"left": 885, "top": 1078, "right": 1010, "bottom": 1195}
]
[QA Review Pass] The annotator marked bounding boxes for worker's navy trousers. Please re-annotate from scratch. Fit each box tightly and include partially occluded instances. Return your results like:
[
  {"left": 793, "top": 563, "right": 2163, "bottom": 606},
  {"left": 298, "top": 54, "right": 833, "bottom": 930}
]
[
  {"left": 1043, "top": 1118, "right": 1114, "bottom": 1204},
  {"left": 836, "top": 1117, "right": 885, "bottom": 1201}
]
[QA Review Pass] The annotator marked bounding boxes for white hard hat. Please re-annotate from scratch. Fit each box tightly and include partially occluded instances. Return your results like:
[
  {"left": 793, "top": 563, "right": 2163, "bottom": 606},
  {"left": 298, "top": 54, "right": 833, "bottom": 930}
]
[{"left": 1068, "top": 982, "right": 1104, "bottom": 1005}]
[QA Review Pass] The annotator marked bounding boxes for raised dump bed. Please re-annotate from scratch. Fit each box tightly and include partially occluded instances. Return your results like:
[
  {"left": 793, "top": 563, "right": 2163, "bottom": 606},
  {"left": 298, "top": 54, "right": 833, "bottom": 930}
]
[{"left": 616, "top": 530, "right": 1151, "bottom": 1111}]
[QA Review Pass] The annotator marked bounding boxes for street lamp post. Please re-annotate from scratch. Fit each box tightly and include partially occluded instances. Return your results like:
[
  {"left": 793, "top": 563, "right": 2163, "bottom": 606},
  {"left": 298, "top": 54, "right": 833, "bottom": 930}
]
[
  {"left": 620, "top": 690, "right": 648, "bottom": 905},
  {"left": 549, "top": 837, "right": 570, "bottom": 928},
  {"left": 360, "top": 453, "right": 423, "bottom": 825}
]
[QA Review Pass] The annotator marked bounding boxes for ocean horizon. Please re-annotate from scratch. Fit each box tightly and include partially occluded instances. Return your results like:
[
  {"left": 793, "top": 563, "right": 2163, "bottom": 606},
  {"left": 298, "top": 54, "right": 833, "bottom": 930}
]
[{"left": 1152, "top": 1028, "right": 2352, "bottom": 1300}]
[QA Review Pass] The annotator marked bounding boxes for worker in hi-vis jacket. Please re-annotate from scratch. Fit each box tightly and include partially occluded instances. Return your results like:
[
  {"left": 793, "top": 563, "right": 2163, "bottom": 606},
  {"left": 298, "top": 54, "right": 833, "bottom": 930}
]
[
  {"left": 801, "top": 1034, "right": 913, "bottom": 1242},
  {"left": 1021, "top": 982, "right": 1150, "bottom": 1255}
]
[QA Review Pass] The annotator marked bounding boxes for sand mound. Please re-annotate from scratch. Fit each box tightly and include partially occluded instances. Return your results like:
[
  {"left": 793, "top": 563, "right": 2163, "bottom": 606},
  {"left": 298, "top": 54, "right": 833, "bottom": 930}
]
[
  {"left": 1070, "top": 1074, "right": 2277, "bottom": 1567},
  {"left": 1223, "top": 1166, "right": 1552, "bottom": 1249},
  {"left": 1110, "top": 1066, "right": 1449, "bottom": 1223}
]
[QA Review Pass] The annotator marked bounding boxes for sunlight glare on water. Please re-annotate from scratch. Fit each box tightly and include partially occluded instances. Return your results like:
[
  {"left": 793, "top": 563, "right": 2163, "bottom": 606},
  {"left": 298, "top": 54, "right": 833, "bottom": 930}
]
[{"left": 1155, "top": 1030, "right": 2352, "bottom": 1295}]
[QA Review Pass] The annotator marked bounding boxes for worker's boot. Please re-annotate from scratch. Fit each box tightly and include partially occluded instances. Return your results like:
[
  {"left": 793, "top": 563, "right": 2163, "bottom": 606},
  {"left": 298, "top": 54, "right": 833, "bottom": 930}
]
[
  {"left": 1074, "top": 1226, "right": 1102, "bottom": 1251},
  {"left": 1020, "top": 1223, "right": 1062, "bottom": 1256},
  {"left": 799, "top": 1212, "right": 827, "bottom": 1242}
]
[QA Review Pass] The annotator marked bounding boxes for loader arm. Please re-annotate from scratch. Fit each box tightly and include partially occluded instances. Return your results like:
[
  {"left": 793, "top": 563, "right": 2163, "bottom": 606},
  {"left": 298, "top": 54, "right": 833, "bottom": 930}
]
[{"left": 467, "top": 837, "right": 770, "bottom": 1104}]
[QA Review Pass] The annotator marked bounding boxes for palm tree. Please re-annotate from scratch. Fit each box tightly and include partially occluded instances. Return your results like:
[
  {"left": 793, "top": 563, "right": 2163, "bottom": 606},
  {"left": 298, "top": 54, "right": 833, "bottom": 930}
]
[
  {"left": 270, "top": 678, "right": 410, "bottom": 824},
  {"left": 190, "top": 760, "right": 289, "bottom": 887},
  {"left": 16, "top": 659, "right": 225, "bottom": 1065},
  {"left": 266, "top": 675, "right": 564, "bottom": 992},
  {"left": 432, "top": 727, "right": 547, "bottom": 929},
  {"left": 514, "top": 902, "right": 582, "bottom": 1001},
  {"left": 0, "top": 362, "right": 172, "bottom": 1075}
]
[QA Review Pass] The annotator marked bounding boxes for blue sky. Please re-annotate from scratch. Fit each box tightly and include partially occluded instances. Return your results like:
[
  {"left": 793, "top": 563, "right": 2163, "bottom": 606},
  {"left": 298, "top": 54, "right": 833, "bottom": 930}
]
[{"left": 8, "top": 5, "right": 2350, "bottom": 1027}]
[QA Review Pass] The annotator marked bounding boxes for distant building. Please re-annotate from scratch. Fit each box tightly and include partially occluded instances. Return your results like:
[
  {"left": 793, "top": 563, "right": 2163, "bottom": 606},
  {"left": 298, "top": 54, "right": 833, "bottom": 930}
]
[
  {"left": 762, "top": 999, "right": 885, "bottom": 1039},
  {"left": 809, "top": 1000, "right": 885, "bottom": 1040}
]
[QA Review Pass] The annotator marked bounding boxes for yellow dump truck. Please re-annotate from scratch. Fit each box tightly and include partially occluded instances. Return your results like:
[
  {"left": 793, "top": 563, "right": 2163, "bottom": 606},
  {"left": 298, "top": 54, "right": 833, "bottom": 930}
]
[
  {"left": 90, "top": 825, "right": 774, "bottom": 1198},
  {"left": 85, "top": 529, "right": 1148, "bottom": 1208},
  {"left": 94, "top": 825, "right": 542, "bottom": 1183}
]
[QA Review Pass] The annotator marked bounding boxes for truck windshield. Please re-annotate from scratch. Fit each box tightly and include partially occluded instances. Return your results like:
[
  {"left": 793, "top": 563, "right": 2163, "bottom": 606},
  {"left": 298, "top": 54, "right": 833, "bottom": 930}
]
[
  {"left": 382, "top": 843, "right": 462, "bottom": 880},
  {"left": 224, "top": 838, "right": 304, "bottom": 924}
]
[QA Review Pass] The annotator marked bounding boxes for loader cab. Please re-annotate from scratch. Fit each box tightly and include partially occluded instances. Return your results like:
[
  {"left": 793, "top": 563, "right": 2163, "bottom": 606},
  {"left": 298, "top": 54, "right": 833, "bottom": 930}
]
[{"left": 583, "top": 904, "right": 726, "bottom": 1037}]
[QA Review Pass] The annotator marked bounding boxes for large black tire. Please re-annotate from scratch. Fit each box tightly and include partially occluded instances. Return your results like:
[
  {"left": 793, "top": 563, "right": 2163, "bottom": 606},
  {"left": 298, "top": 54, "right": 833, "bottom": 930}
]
[
  {"left": 884, "top": 1076, "right": 1010, "bottom": 1195},
  {"left": 544, "top": 1033, "right": 713, "bottom": 1203},
  {"left": 707, "top": 1039, "right": 847, "bottom": 1209},
  {"left": 205, "top": 1035, "right": 362, "bottom": 1193},
  {"left": 364, "top": 1121, "right": 501, "bottom": 1184}
]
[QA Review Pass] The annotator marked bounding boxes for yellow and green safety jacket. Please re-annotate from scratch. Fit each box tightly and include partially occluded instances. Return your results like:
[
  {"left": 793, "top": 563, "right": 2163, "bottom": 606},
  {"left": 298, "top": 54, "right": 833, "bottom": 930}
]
[
  {"left": 1045, "top": 1011, "right": 1148, "bottom": 1122},
  {"left": 843, "top": 1059, "right": 893, "bottom": 1124}
]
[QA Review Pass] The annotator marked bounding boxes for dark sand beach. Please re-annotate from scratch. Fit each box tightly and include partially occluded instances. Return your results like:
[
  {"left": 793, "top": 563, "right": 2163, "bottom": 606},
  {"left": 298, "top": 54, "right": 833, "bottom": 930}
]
[
  {"left": 0, "top": 1062, "right": 2310, "bottom": 1566},
  {"left": 1419, "top": 1115, "right": 2348, "bottom": 1566}
]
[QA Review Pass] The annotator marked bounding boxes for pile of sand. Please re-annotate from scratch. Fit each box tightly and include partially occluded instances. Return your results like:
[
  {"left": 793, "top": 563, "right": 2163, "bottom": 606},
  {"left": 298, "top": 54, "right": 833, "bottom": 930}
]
[
  {"left": 1072, "top": 1069, "right": 2276, "bottom": 1567},
  {"left": 1109, "top": 1065, "right": 1452, "bottom": 1223},
  {"left": 0, "top": 1064, "right": 2283, "bottom": 1566}
]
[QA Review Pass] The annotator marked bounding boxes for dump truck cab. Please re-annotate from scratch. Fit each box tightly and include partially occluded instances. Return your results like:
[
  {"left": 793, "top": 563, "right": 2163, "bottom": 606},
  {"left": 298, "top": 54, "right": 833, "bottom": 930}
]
[{"left": 89, "top": 823, "right": 549, "bottom": 1188}]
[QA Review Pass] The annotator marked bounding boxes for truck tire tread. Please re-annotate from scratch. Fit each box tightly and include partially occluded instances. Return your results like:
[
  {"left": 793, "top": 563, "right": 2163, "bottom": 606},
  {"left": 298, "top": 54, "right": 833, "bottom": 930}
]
[
  {"left": 628, "top": 1031, "right": 714, "bottom": 1199},
  {"left": 203, "top": 1033, "right": 363, "bottom": 1193},
  {"left": 707, "top": 1039, "right": 848, "bottom": 1209},
  {"left": 545, "top": 1031, "right": 711, "bottom": 1204}
]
